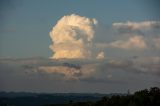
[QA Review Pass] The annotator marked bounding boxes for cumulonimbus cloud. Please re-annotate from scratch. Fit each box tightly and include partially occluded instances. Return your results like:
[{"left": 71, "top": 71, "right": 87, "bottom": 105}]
[
  {"left": 49, "top": 14, "right": 98, "bottom": 59},
  {"left": 21, "top": 19, "right": 159, "bottom": 80}
]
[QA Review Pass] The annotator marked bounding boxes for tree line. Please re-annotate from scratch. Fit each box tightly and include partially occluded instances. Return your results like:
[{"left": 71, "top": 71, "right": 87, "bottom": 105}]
[{"left": 45, "top": 87, "right": 160, "bottom": 106}]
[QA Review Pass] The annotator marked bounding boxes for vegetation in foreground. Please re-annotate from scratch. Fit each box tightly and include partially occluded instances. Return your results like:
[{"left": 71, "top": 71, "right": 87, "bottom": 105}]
[{"left": 44, "top": 87, "right": 160, "bottom": 106}]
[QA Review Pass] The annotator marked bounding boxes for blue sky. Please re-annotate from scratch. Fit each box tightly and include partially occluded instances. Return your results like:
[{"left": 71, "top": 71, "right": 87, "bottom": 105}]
[
  {"left": 0, "top": 0, "right": 160, "bottom": 93},
  {"left": 1, "top": 0, "right": 160, "bottom": 58}
]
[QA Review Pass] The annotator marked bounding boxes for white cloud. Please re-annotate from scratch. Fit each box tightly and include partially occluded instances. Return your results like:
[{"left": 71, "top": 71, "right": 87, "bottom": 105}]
[
  {"left": 109, "top": 36, "right": 147, "bottom": 50},
  {"left": 113, "top": 21, "right": 160, "bottom": 30},
  {"left": 112, "top": 21, "right": 160, "bottom": 50},
  {"left": 96, "top": 51, "right": 105, "bottom": 59},
  {"left": 38, "top": 66, "right": 81, "bottom": 80},
  {"left": 96, "top": 36, "right": 147, "bottom": 50},
  {"left": 38, "top": 63, "right": 96, "bottom": 80},
  {"left": 49, "top": 14, "right": 97, "bottom": 59}
]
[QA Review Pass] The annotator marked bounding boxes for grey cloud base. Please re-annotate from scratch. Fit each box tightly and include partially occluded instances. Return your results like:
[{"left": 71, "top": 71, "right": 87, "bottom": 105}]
[{"left": 0, "top": 57, "right": 159, "bottom": 93}]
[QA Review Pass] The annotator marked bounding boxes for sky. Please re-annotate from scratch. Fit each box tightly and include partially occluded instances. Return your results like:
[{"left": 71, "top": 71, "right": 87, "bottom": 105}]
[{"left": 0, "top": 0, "right": 160, "bottom": 93}]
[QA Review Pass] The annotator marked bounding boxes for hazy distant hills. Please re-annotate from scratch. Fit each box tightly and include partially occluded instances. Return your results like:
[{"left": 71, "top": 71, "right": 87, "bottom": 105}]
[{"left": 0, "top": 92, "right": 124, "bottom": 106}]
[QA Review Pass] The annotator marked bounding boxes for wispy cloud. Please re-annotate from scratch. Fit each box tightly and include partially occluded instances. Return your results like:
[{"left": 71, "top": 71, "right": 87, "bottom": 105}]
[
  {"left": 96, "top": 36, "right": 147, "bottom": 50},
  {"left": 113, "top": 21, "right": 160, "bottom": 31},
  {"left": 108, "top": 36, "right": 147, "bottom": 50}
]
